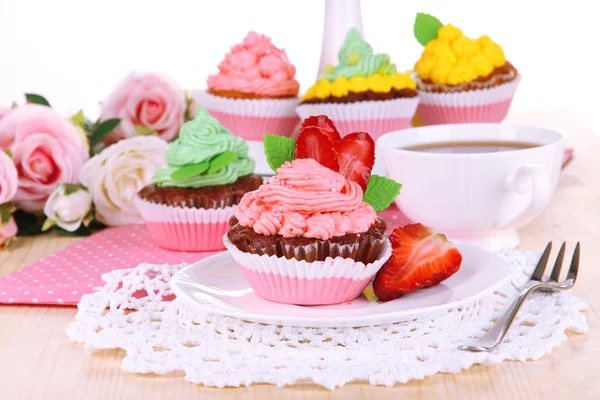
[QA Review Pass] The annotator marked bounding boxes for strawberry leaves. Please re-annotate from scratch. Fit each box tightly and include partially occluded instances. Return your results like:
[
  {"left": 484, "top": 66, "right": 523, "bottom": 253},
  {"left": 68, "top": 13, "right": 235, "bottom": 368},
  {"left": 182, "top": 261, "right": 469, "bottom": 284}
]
[
  {"left": 362, "top": 175, "right": 402, "bottom": 212},
  {"left": 262, "top": 115, "right": 402, "bottom": 211}
]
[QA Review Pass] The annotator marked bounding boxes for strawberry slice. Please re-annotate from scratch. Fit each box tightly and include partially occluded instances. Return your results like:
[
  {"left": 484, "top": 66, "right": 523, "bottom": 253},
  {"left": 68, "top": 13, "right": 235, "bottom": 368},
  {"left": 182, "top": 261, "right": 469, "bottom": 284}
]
[
  {"left": 334, "top": 132, "right": 375, "bottom": 191},
  {"left": 373, "top": 223, "right": 462, "bottom": 302},
  {"left": 294, "top": 126, "right": 339, "bottom": 171},
  {"left": 300, "top": 115, "right": 341, "bottom": 144}
]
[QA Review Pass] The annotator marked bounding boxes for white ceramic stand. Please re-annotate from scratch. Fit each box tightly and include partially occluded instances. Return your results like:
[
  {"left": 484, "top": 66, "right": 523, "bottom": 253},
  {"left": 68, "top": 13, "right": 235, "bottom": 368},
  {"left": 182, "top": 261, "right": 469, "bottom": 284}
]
[{"left": 318, "top": 0, "right": 364, "bottom": 77}]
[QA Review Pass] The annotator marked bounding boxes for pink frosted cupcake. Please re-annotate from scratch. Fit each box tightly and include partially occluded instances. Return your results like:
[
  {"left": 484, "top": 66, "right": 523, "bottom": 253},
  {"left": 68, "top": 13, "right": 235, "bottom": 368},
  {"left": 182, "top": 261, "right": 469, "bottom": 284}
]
[
  {"left": 135, "top": 107, "right": 262, "bottom": 252},
  {"left": 412, "top": 13, "right": 520, "bottom": 124},
  {"left": 195, "top": 32, "right": 300, "bottom": 173},
  {"left": 225, "top": 155, "right": 398, "bottom": 305}
]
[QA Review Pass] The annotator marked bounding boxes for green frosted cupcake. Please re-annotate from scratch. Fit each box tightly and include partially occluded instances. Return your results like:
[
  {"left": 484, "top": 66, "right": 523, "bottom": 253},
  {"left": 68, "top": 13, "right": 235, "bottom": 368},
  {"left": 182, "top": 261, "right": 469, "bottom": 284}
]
[{"left": 135, "top": 107, "right": 263, "bottom": 251}]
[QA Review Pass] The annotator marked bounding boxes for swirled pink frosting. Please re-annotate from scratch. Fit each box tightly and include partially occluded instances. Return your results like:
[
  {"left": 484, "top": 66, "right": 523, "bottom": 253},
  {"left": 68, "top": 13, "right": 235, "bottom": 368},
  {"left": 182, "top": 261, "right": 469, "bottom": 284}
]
[
  {"left": 207, "top": 31, "right": 300, "bottom": 98},
  {"left": 235, "top": 159, "right": 377, "bottom": 240}
]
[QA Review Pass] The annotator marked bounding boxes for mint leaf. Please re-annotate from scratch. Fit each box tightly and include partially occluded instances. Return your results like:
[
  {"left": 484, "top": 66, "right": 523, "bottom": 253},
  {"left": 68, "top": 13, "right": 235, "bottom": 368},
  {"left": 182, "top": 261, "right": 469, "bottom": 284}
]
[
  {"left": 0, "top": 208, "right": 11, "bottom": 224},
  {"left": 70, "top": 110, "right": 85, "bottom": 128},
  {"left": 264, "top": 134, "right": 295, "bottom": 173},
  {"left": 41, "top": 218, "right": 56, "bottom": 232},
  {"left": 171, "top": 162, "right": 210, "bottom": 181},
  {"left": 184, "top": 91, "right": 195, "bottom": 122},
  {"left": 55, "top": 225, "right": 92, "bottom": 237},
  {"left": 63, "top": 183, "right": 82, "bottom": 195},
  {"left": 90, "top": 118, "right": 121, "bottom": 147},
  {"left": 414, "top": 12, "right": 443, "bottom": 46},
  {"left": 0, "top": 203, "right": 16, "bottom": 224},
  {"left": 133, "top": 124, "right": 159, "bottom": 136},
  {"left": 362, "top": 175, "right": 402, "bottom": 212},
  {"left": 25, "top": 93, "right": 51, "bottom": 107},
  {"left": 13, "top": 210, "right": 47, "bottom": 236},
  {"left": 208, "top": 151, "right": 238, "bottom": 174}
]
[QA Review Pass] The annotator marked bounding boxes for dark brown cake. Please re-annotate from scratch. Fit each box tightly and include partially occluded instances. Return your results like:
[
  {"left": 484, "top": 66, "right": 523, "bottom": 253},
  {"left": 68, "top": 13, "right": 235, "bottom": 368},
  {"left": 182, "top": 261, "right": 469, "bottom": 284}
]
[
  {"left": 227, "top": 216, "right": 387, "bottom": 263},
  {"left": 301, "top": 88, "right": 418, "bottom": 105},
  {"left": 417, "top": 62, "right": 518, "bottom": 93},
  {"left": 138, "top": 174, "right": 263, "bottom": 209}
]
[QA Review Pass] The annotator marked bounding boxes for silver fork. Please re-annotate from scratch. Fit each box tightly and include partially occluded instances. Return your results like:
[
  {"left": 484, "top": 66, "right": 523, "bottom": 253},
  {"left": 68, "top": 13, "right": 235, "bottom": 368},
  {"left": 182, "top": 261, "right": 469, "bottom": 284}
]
[{"left": 459, "top": 242, "right": 580, "bottom": 352}]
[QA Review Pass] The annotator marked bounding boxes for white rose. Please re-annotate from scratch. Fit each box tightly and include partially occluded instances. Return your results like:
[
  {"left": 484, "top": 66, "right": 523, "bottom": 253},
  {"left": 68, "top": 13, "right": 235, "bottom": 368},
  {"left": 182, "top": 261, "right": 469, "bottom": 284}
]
[
  {"left": 79, "top": 136, "right": 167, "bottom": 226},
  {"left": 43, "top": 184, "right": 93, "bottom": 232}
]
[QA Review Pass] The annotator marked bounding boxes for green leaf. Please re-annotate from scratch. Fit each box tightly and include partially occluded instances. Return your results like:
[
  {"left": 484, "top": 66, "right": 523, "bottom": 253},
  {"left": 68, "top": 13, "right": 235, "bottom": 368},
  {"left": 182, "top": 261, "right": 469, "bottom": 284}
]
[
  {"left": 171, "top": 162, "right": 210, "bottom": 181},
  {"left": 264, "top": 134, "right": 295, "bottom": 173},
  {"left": 362, "top": 175, "right": 402, "bottom": 212},
  {"left": 414, "top": 12, "right": 443, "bottom": 46},
  {"left": 70, "top": 110, "right": 85, "bottom": 128},
  {"left": 0, "top": 208, "right": 11, "bottom": 224},
  {"left": 89, "top": 118, "right": 121, "bottom": 148},
  {"left": 184, "top": 91, "right": 195, "bottom": 122},
  {"left": 63, "top": 183, "right": 82, "bottom": 195},
  {"left": 133, "top": 124, "right": 159, "bottom": 136},
  {"left": 41, "top": 218, "right": 56, "bottom": 232},
  {"left": 4, "top": 149, "right": 12, "bottom": 158},
  {"left": 208, "top": 151, "right": 238, "bottom": 174},
  {"left": 13, "top": 210, "right": 48, "bottom": 236},
  {"left": 25, "top": 93, "right": 51, "bottom": 107},
  {"left": 55, "top": 225, "right": 92, "bottom": 237},
  {"left": 0, "top": 203, "right": 15, "bottom": 224}
]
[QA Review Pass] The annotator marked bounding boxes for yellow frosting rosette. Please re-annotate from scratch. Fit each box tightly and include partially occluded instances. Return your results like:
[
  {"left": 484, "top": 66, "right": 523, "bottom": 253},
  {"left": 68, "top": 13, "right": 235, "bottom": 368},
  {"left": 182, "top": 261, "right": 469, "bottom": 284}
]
[{"left": 411, "top": 13, "right": 521, "bottom": 125}]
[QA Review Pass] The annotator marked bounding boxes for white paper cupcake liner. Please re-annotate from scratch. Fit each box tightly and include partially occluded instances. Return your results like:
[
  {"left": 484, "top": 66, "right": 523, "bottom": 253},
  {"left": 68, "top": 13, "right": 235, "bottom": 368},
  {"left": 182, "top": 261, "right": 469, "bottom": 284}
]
[
  {"left": 135, "top": 197, "right": 235, "bottom": 252},
  {"left": 223, "top": 234, "right": 391, "bottom": 280},
  {"left": 193, "top": 90, "right": 300, "bottom": 142},
  {"left": 193, "top": 90, "right": 299, "bottom": 117},
  {"left": 295, "top": 97, "right": 419, "bottom": 139},
  {"left": 417, "top": 75, "right": 522, "bottom": 107}
]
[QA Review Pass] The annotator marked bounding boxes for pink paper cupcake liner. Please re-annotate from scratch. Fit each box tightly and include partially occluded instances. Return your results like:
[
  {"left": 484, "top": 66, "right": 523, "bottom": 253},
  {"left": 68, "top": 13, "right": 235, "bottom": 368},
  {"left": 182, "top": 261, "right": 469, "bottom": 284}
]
[
  {"left": 223, "top": 234, "right": 392, "bottom": 305},
  {"left": 416, "top": 75, "right": 521, "bottom": 125},
  {"left": 193, "top": 90, "right": 300, "bottom": 141},
  {"left": 135, "top": 197, "right": 235, "bottom": 252},
  {"left": 296, "top": 97, "right": 419, "bottom": 140}
]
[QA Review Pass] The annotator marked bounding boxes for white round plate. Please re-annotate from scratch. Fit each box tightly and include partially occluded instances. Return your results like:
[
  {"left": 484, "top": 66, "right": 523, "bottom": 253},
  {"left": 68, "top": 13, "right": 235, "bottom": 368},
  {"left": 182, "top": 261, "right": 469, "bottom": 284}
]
[{"left": 169, "top": 244, "right": 513, "bottom": 328}]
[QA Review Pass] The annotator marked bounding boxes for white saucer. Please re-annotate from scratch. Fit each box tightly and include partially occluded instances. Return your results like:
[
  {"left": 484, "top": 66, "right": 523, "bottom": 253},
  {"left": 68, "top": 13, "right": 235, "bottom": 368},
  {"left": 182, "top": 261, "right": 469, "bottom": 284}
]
[{"left": 169, "top": 244, "right": 513, "bottom": 328}]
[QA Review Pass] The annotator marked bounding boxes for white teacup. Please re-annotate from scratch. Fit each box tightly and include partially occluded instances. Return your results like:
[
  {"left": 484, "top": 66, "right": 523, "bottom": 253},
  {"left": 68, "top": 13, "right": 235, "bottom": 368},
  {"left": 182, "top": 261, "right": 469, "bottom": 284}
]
[{"left": 377, "top": 124, "right": 566, "bottom": 251}]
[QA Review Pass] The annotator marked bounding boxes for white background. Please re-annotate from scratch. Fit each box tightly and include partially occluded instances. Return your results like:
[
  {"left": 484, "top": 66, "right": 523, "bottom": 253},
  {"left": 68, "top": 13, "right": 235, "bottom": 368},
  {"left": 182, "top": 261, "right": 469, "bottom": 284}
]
[{"left": 0, "top": 0, "right": 597, "bottom": 134}]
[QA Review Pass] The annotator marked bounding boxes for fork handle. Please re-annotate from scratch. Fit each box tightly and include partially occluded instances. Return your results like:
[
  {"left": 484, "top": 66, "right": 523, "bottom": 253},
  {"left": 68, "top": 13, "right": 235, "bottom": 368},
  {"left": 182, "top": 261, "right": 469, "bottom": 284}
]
[{"left": 459, "top": 281, "right": 572, "bottom": 351}]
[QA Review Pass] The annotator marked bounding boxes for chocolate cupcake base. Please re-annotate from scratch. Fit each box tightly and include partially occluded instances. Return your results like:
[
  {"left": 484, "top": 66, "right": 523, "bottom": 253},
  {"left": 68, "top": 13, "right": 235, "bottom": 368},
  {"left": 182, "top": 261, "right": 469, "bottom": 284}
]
[
  {"left": 227, "top": 217, "right": 387, "bottom": 264},
  {"left": 417, "top": 62, "right": 518, "bottom": 93},
  {"left": 301, "top": 88, "right": 418, "bottom": 105},
  {"left": 138, "top": 174, "right": 263, "bottom": 209}
]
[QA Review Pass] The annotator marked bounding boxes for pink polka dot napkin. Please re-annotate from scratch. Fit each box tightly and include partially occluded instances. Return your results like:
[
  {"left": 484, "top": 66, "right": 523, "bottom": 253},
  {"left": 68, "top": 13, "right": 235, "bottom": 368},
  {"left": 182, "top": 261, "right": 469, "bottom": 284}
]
[
  {"left": 0, "top": 225, "right": 214, "bottom": 306},
  {"left": 0, "top": 207, "right": 410, "bottom": 306}
]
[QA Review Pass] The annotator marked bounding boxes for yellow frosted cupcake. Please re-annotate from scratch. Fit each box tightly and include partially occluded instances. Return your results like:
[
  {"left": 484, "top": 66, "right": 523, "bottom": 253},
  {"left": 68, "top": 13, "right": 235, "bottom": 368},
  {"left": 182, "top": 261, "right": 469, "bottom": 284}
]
[
  {"left": 296, "top": 28, "right": 419, "bottom": 141},
  {"left": 412, "top": 13, "right": 520, "bottom": 124}
]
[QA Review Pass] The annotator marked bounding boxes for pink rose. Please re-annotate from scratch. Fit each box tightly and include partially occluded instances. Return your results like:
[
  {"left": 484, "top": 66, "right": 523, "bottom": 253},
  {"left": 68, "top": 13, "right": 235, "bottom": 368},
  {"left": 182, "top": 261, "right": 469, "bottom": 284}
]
[
  {"left": 0, "top": 104, "right": 89, "bottom": 212},
  {"left": 0, "top": 150, "right": 18, "bottom": 204},
  {"left": 0, "top": 102, "right": 18, "bottom": 122},
  {"left": 100, "top": 72, "right": 187, "bottom": 143},
  {"left": 0, "top": 218, "right": 17, "bottom": 247}
]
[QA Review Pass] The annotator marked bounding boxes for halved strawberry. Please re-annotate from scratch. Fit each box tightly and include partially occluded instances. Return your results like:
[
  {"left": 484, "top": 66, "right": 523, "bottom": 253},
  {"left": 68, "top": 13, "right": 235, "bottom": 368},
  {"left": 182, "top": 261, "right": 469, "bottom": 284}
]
[
  {"left": 295, "top": 126, "right": 339, "bottom": 171},
  {"left": 300, "top": 115, "right": 341, "bottom": 144},
  {"left": 373, "top": 223, "right": 462, "bottom": 301},
  {"left": 334, "top": 132, "right": 375, "bottom": 191}
]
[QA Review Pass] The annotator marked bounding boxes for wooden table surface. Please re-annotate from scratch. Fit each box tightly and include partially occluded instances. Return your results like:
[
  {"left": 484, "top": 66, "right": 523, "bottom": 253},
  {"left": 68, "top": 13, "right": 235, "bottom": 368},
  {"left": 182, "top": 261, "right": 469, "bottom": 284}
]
[{"left": 1, "top": 110, "right": 599, "bottom": 399}]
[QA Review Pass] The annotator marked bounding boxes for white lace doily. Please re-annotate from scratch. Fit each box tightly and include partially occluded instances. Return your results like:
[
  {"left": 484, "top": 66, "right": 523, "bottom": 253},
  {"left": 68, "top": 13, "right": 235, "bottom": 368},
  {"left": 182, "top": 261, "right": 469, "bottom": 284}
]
[{"left": 66, "top": 249, "right": 588, "bottom": 389}]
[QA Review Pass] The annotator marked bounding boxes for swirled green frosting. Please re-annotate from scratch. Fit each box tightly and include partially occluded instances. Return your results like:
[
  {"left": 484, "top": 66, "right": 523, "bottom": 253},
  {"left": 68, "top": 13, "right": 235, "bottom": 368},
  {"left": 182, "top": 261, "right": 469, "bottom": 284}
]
[
  {"left": 323, "top": 28, "right": 397, "bottom": 81},
  {"left": 153, "top": 107, "right": 255, "bottom": 188}
]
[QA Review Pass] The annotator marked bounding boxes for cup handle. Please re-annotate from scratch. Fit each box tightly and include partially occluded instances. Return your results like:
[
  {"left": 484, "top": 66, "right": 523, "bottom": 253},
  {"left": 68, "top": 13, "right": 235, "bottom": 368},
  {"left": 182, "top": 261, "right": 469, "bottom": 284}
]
[{"left": 495, "top": 164, "right": 552, "bottom": 230}]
